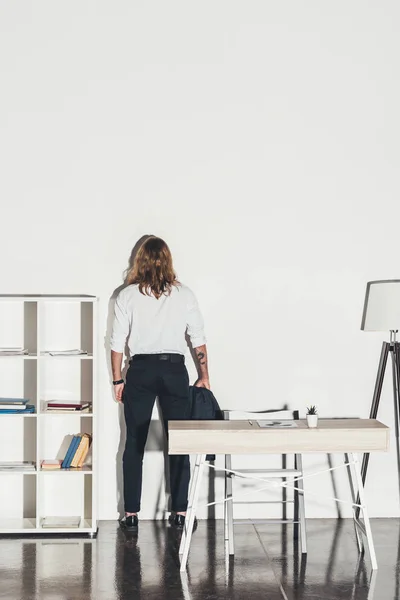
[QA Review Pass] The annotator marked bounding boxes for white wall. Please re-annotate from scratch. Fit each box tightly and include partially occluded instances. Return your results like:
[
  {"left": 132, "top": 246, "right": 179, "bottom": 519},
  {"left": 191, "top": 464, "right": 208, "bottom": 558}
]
[{"left": 1, "top": 1, "right": 399, "bottom": 519}]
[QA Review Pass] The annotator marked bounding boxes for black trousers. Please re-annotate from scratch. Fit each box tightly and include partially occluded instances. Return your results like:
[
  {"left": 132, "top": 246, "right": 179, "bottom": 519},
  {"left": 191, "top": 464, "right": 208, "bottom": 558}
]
[{"left": 123, "top": 355, "right": 191, "bottom": 513}]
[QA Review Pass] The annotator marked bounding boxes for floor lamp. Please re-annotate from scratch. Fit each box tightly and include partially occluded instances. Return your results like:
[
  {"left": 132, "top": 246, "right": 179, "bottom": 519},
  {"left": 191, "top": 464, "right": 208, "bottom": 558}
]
[{"left": 359, "top": 280, "right": 400, "bottom": 506}]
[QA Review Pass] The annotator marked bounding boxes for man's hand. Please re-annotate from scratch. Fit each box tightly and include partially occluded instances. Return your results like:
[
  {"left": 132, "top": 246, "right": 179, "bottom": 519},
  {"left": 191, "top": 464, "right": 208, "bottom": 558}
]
[
  {"left": 194, "top": 378, "right": 211, "bottom": 390},
  {"left": 114, "top": 383, "right": 125, "bottom": 403}
]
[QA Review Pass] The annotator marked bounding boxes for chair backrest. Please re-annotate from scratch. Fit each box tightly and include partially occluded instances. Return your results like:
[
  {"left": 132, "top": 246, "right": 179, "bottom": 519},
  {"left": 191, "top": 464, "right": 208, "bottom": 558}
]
[{"left": 223, "top": 409, "right": 298, "bottom": 421}]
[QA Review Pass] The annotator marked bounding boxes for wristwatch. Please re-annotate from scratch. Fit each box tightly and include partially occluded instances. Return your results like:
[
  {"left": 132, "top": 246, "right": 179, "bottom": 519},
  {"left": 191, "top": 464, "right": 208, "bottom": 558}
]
[{"left": 113, "top": 379, "right": 124, "bottom": 386}]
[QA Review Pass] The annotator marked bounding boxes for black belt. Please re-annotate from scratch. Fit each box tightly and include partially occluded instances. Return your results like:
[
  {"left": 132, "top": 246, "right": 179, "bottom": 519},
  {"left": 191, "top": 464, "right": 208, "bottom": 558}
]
[{"left": 131, "top": 353, "right": 184, "bottom": 364}]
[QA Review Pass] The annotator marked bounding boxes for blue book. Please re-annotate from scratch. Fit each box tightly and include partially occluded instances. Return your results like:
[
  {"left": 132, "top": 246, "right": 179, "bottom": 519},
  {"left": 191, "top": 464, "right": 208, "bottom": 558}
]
[
  {"left": 0, "top": 405, "right": 35, "bottom": 414},
  {"left": 61, "top": 436, "right": 78, "bottom": 468},
  {"left": 66, "top": 435, "right": 82, "bottom": 469}
]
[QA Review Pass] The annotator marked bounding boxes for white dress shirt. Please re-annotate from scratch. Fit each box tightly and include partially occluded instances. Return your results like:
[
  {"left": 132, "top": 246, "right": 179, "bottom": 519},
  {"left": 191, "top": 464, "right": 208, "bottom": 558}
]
[{"left": 110, "top": 283, "right": 206, "bottom": 356}]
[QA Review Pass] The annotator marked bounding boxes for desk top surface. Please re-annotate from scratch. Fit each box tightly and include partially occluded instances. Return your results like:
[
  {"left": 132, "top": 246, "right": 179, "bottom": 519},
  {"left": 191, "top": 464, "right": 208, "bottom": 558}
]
[
  {"left": 168, "top": 419, "right": 389, "bottom": 454},
  {"left": 169, "top": 419, "right": 388, "bottom": 432}
]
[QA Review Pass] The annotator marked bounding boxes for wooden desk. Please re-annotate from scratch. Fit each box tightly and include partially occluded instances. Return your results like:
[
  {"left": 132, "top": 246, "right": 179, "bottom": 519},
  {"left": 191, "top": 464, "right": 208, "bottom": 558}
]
[{"left": 168, "top": 419, "right": 389, "bottom": 571}]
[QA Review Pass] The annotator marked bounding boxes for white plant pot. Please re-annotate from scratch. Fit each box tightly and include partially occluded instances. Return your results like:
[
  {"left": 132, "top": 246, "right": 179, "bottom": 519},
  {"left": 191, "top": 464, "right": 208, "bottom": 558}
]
[{"left": 307, "top": 414, "right": 318, "bottom": 428}]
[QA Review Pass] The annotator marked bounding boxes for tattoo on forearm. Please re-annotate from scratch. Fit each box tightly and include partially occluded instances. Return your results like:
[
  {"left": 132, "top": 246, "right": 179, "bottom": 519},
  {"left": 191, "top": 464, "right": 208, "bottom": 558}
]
[{"left": 196, "top": 351, "right": 206, "bottom": 365}]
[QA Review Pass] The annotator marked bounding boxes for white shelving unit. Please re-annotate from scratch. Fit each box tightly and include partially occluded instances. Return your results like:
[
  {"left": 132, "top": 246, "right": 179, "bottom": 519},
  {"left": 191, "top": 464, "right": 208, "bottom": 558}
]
[{"left": 0, "top": 295, "right": 98, "bottom": 535}]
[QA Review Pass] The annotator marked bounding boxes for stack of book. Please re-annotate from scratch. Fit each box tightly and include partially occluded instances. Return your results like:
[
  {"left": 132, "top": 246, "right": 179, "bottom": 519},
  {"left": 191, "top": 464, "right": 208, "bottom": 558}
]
[
  {"left": 43, "top": 349, "right": 88, "bottom": 356},
  {"left": 0, "top": 347, "right": 28, "bottom": 356},
  {"left": 41, "top": 460, "right": 62, "bottom": 470},
  {"left": 59, "top": 433, "right": 92, "bottom": 469},
  {"left": 0, "top": 398, "right": 35, "bottom": 414},
  {"left": 42, "top": 516, "right": 81, "bottom": 529},
  {"left": 0, "top": 461, "right": 35, "bottom": 471},
  {"left": 45, "top": 401, "right": 91, "bottom": 413}
]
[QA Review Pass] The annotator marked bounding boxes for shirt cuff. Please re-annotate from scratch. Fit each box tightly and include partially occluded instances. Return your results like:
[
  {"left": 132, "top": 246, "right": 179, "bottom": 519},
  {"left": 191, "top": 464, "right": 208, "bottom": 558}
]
[
  {"left": 110, "top": 343, "right": 124, "bottom": 353},
  {"left": 190, "top": 335, "right": 207, "bottom": 349}
]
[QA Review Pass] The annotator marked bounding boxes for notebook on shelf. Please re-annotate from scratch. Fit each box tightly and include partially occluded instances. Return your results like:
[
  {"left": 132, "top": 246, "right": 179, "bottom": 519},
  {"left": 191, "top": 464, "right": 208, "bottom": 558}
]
[
  {"left": 0, "top": 461, "right": 36, "bottom": 471},
  {"left": 61, "top": 435, "right": 81, "bottom": 468},
  {"left": 0, "top": 398, "right": 29, "bottom": 405},
  {"left": 42, "top": 516, "right": 81, "bottom": 528},
  {"left": 41, "top": 460, "right": 62, "bottom": 470},
  {"left": 0, "top": 405, "right": 35, "bottom": 414},
  {"left": 0, "top": 347, "right": 28, "bottom": 356},
  {"left": 43, "top": 349, "right": 88, "bottom": 356},
  {"left": 46, "top": 401, "right": 91, "bottom": 412}
]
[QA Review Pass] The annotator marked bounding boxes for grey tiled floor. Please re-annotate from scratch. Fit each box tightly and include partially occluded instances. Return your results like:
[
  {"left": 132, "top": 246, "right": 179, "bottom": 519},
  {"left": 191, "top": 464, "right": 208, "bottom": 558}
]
[{"left": 0, "top": 519, "right": 398, "bottom": 599}]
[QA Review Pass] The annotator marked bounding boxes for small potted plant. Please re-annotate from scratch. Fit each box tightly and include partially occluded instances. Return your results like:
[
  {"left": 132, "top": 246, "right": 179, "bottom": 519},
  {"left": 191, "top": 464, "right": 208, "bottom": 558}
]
[{"left": 306, "top": 405, "right": 318, "bottom": 428}]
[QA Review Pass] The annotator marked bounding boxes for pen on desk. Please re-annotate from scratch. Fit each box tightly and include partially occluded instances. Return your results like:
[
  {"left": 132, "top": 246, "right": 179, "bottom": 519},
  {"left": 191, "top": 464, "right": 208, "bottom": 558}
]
[{"left": 248, "top": 420, "right": 253, "bottom": 426}]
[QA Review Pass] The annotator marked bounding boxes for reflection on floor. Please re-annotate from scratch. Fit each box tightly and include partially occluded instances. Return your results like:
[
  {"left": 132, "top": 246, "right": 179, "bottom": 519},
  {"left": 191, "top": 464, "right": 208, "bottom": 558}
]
[{"left": 0, "top": 519, "right": 399, "bottom": 599}]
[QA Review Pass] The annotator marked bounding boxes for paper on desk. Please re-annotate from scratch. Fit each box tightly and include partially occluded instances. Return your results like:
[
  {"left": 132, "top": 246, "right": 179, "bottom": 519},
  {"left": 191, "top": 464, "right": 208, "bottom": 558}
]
[{"left": 257, "top": 420, "right": 298, "bottom": 428}]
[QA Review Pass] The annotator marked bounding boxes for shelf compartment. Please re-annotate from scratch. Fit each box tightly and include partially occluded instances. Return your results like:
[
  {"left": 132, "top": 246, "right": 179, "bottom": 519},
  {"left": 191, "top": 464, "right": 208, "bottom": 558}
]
[
  {"left": 0, "top": 358, "right": 38, "bottom": 412},
  {"left": 38, "top": 416, "right": 92, "bottom": 467},
  {"left": 39, "top": 360, "right": 93, "bottom": 413},
  {"left": 39, "top": 474, "right": 93, "bottom": 531},
  {"left": 0, "top": 417, "right": 37, "bottom": 464},
  {"left": 39, "top": 301, "right": 93, "bottom": 356},
  {"left": 0, "top": 473, "right": 36, "bottom": 527},
  {"left": 0, "top": 300, "right": 38, "bottom": 355}
]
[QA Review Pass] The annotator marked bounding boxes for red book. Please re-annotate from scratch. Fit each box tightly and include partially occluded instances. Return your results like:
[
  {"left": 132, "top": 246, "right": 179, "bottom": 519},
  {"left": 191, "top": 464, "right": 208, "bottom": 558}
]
[{"left": 46, "top": 402, "right": 90, "bottom": 409}]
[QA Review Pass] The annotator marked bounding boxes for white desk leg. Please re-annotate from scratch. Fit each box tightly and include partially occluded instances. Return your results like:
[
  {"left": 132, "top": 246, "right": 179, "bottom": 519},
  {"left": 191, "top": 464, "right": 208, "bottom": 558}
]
[
  {"left": 180, "top": 454, "right": 206, "bottom": 572},
  {"left": 224, "top": 453, "right": 235, "bottom": 556},
  {"left": 345, "top": 453, "right": 363, "bottom": 553},
  {"left": 351, "top": 452, "right": 378, "bottom": 570},
  {"left": 295, "top": 454, "right": 307, "bottom": 554},
  {"left": 179, "top": 454, "right": 202, "bottom": 557}
]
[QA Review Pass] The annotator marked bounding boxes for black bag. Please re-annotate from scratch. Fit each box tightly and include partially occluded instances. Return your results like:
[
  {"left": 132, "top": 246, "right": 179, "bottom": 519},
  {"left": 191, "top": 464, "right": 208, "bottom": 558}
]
[{"left": 189, "top": 386, "right": 222, "bottom": 461}]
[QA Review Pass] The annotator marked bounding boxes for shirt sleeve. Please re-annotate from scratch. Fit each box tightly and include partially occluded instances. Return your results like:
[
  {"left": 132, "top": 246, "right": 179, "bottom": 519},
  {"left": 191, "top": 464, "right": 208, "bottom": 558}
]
[
  {"left": 186, "top": 288, "right": 207, "bottom": 349},
  {"left": 110, "top": 292, "right": 130, "bottom": 353}
]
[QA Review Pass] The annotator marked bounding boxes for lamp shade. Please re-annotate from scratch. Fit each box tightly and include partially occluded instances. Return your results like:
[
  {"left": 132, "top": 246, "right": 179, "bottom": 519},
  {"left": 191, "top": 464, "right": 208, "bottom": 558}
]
[{"left": 361, "top": 280, "right": 400, "bottom": 331}]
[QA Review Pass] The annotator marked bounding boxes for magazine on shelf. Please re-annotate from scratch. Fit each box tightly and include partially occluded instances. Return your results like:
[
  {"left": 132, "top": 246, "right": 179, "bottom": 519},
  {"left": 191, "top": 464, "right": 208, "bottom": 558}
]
[
  {"left": 44, "top": 349, "right": 88, "bottom": 356},
  {"left": 0, "top": 398, "right": 29, "bottom": 405},
  {"left": 0, "top": 347, "right": 28, "bottom": 355},
  {"left": 42, "top": 516, "right": 81, "bottom": 528},
  {"left": 0, "top": 461, "right": 36, "bottom": 471}
]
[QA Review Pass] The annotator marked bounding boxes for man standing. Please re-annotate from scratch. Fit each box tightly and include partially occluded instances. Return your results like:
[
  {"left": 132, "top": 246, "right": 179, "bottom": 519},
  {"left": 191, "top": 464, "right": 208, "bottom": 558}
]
[{"left": 111, "top": 236, "right": 209, "bottom": 530}]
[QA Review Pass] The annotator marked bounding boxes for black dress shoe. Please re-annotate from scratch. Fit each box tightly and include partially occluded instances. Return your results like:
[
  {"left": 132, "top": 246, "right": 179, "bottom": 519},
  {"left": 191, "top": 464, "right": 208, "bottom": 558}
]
[
  {"left": 119, "top": 514, "right": 138, "bottom": 531},
  {"left": 169, "top": 513, "right": 198, "bottom": 531}
]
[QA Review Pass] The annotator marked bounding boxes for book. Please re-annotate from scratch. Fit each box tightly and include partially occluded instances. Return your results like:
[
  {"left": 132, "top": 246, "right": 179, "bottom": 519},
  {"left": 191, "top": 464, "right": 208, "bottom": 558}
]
[
  {"left": 0, "top": 398, "right": 29, "bottom": 405},
  {"left": 78, "top": 435, "right": 92, "bottom": 468},
  {"left": 44, "top": 349, "right": 88, "bottom": 356},
  {"left": 41, "top": 460, "right": 62, "bottom": 470},
  {"left": 46, "top": 402, "right": 90, "bottom": 411},
  {"left": 71, "top": 433, "right": 91, "bottom": 468},
  {"left": 0, "top": 405, "right": 35, "bottom": 414},
  {"left": 0, "top": 404, "right": 27, "bottom": 411},
  {"left": 0, "top": 461, "right": 35, "bottom": 471},
  {"left": 61, "top": 436, "right": 78, "bottom": 468},
  {"left": 42, "top": 516, "right": 81, "bottom": 528},
  {"left": 66, "top": 435, "right": 82, "bottom": 468},
  {"left": 0, "top": 347, "right": 28, "bottom": 356}
]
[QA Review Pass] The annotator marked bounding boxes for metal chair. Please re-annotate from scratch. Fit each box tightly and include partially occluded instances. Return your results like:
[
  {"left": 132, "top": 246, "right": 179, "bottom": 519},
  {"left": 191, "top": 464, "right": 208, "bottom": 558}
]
[{"left": 223, "top": 408, "right": 307, "bottom": 555}]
